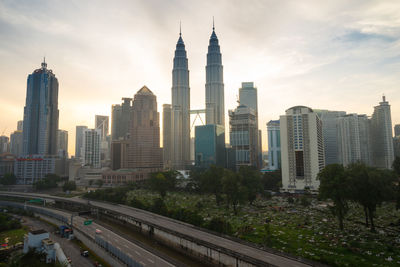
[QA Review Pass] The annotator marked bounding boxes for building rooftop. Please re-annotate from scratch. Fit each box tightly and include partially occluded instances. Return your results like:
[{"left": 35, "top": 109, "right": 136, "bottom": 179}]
[
  {"left": 136, "top": 86, "right": 154, "bottom": 95},
  {"left": 42, "top": 238, "right": 55, "bottom": 245},
  {"left": 30, "top": 229, "right": 48, "bottom": 235}
]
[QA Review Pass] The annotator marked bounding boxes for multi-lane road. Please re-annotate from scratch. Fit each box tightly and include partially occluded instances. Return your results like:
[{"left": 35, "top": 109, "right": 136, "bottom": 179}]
[{"left": 0, "top": 191, "right": 315, "bottom": 267}]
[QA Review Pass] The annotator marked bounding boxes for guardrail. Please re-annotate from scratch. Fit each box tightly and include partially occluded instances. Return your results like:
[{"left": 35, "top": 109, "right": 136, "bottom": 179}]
[
  {"left": 95, "top": 235, "right": 143, "bottom": 267},
  {"left": 0, "top": 201, "right": 145, "bottom": 267}
]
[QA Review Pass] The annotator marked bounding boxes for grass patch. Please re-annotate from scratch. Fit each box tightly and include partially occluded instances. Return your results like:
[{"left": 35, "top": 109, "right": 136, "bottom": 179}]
[
  {"left": 0, "top": 227, "right": 28, "bottom": 246},
  {"left": 122, "top": 189, "right": 400, "bottom": 266}
]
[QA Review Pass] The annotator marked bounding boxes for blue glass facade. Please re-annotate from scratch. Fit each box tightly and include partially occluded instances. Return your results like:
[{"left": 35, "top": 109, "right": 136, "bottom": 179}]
[
  {"left": 22, "top": 60, "right": 59, "bottom": 156},
  {"left": 195, "top": 124, "right": 225, "bottom": 168}
]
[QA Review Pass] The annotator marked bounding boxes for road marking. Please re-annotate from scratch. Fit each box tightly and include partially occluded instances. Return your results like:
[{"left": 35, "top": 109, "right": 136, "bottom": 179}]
[
  {"left": 124, "top": 244, "right": 129, "bottom": 248},
  {"left": 135, "top": 250, "right": 141, "bottom": 256},
  {"left": 147, "top": 258, "right": 154, "bottom": 263},
  {"left": 140, "top": 261, "right": 146, "bottom": 266}
]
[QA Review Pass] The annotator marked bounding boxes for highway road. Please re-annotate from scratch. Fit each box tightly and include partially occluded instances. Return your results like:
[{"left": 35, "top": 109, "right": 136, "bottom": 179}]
[
  {"left": 0, "top": 192, "right": 314, "bottom": 267},
  {"left": 1, "top": 199, "right": 176, "bottom": 267},
  {"left": 71, "top": 215, "right": 175, "bottom": 267}
]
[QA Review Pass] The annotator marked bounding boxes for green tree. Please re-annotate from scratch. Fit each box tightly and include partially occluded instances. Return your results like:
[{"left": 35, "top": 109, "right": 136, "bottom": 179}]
[
  {"left": 392, "top": 157, "right": 400, "bottom": 210},
  {"left": 148, "top": 172, "right": 169, "bottom": 198},
  {"left": 238, "top": 166, "right": 262, "bottom": 204},
  {"left": 62, "top": 181, "right": 76, "bottom": 192},
  {"left": 96, "top": 179, "right": 104, "bottom": 188},
  {"left": 163, "top": 170, "right": 178, "bottom": 190},
  {"left": 318, "top": 164, "right": 349, "bottom": 230},
  {"left": 34, "top": 173, "right": 60, "bottom": 190},
  {"left": 206, "top": 217, "right": 233, "bottom": 235},
  {"left": 1, "top": 173, "right": 16, "bottom": 185},
  {"left": 347, "top": 163, "right": 396, "bottom": 231},
  {"left": 261, "top": 170, "right": 282, "bottom": 191},
  {"left": 201, "top": 165, "right": 224, "bottom": 205},
  {"left": 222, "top": 169, "right": 247, "bottom": 214},
  {"left": 151, "top": 198, "right": 168, "bottom": 215},
  {"left": 392, "top": 156, "right": 400, "bottom": 176}
]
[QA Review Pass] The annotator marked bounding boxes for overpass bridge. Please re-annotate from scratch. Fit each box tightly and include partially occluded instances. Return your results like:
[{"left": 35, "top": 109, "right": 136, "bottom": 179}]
[{"left": 0, "top": 192, "right": 318, "bottom": 267}]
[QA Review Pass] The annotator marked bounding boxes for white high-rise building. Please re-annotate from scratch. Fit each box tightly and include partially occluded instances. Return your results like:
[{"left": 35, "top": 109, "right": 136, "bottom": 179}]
[
  {"left": 315, "top": 110, "right": 346, "bottom": 165},
  {"left": 337, "top": 114, "right": 371, "bottom": 166},
  {"left": 57, "top": 130, "right": 68, "bottom": 158},
  {"left": 280, "top": 106, "right": 325, "bottom": 192},
  {"left": 82, "top": 129, "right": 101, "bottom": 168},
  {"left": 75, "top": 126, "right": 87, "bottom": 158},
  {"left": 0, "top": 136, "right": 9, "bottom": 154},
  {"left": 10, "top": 130, "right": 23, "bottom": 156},
  {"left": 267, "top": 120, "right": 281, "bottom": 170},
  {"left": 171, "top": 28, "right": 190, "bottom": 169},
  {"left": 370, "top": 96, "right": 394, "bottom": 169}
]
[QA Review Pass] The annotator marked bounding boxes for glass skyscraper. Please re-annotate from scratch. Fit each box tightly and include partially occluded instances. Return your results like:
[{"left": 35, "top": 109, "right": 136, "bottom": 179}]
[
  {"left": 195, "top": 124, "right": 225, "bottom": 168},
  {"left": 22, "top": 59, "right": 59, "bottom": 156}
]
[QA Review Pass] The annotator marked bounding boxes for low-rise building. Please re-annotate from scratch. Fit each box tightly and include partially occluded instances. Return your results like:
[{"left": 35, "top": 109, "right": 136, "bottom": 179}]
[
  {"left": 102, "top": 169, "right": 151, "bottom": 185},
  {"left": 0, "top": 153, "right": 16, "bottom": 177},
  {"left": 14, "top": 156, "right": 57, "bottom": 184}
]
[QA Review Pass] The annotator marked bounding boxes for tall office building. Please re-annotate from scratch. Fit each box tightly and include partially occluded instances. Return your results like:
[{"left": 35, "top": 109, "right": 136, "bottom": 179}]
[
  {"left": 95, "top": 115, "right": 109, "bottom": 141},
  {"left": 316, "top": 110, "right": 346, "bottom": 165},
  {"left": 337, "top": 114, "right": 371, "bottom": 166},
  {"left": 267, "top": 120, "right": 281, "bottom": 170},
  {"left": 280, "top": 106, "right": 325, "bottom": 192},
  {"left": 239, "top": 82, "right": 258, "bottom": 115},
  {"left": 171, "top": 28, "right": 190, "bottom": 169},
  {"left": 10, "top": 131, "right": 23, "bottom": 156},
  {"left": 370, "top": 96, "right": 394, "bottom": 169},
  {"left": 111, "top": 98, "right": 132, "bottom": 141},
  {"left": 57, "top": 130, "right": 68, "bottom": 158},
  {"left": 17, "top": 120, "right": 23, "bottom": 131},
  {"left": 82, "top": 129, "right": 101, "bottom": 168},
  {"left": 75, "top": 126, "right": 87, "bottom": 158},
  {"left": 195, "top": 124, "right": 225, "bottom": 168},
  {"left": 0, "top": 136, "right": 9, "bottom": 153},
  {"left": 239, "top": 82, "right": 261, "bottom": 168},
  {"left": 229, "top": 105, "right": 258, "bottom": 169},
  {"left": 162, "top": 104, "right": 172, "bottom": 169},
  {"left": 127, "top": 86, "right": 162, "bottom": 171},
  {"left": 205, "top": 22, "right": 225, "bottom": 128},
  {"left": 22, "top": 59, "right": 59, "bottom": 156},
  {"left": 394, "top": 124, "right": 400, "bottom": 137}
]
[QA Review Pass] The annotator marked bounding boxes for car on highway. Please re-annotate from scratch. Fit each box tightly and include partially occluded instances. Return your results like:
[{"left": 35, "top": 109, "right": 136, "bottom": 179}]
[
  {"left": 81, "top": 250, "right": 89, "bottom": 257},
  {"left": 95, "top": 229, "right": 102, "bottom": 234}
]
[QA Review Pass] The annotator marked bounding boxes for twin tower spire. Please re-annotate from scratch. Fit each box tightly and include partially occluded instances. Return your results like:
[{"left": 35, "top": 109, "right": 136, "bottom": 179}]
[{"left": 169, "top": 19, "right": 224, "bottom": 169}]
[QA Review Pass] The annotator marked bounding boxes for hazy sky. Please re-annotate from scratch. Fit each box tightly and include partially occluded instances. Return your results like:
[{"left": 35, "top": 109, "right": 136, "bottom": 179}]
[{"left": 1, "top": 0, "right": 400, "bottom": 155}]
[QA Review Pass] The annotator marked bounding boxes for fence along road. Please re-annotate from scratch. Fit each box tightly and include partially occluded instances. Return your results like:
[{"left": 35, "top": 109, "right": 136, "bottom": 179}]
[
  {"left": 0, "top": 200, "right": 175, "bottom": 267},
  {"left": 0, "top": 192, "right": 314, "bottom": 267}
]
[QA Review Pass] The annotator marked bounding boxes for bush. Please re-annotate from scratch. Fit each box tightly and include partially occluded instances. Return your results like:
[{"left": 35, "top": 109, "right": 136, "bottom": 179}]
[
  {"left": 34, "top": 173, "right": 60, "bottom": 190},
  {"left": 151, "top": 198, "right": 168, "bottom": 215},
  {"left": 206, "top": 217, "right": 233, "bottom": 235},
  {"left": 1, "top": 173, "right": 16, "bottom": 185},
  {"left": 62, "top": 181, "right": 76, "bottom": 192},
  {"left": 300, "top": 195, "right": 311, "bottom": 207}
]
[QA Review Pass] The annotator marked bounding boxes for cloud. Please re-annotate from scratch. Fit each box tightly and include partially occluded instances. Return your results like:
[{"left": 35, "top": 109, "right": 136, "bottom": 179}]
[{"left": 1, "top": 0, "right": 400, "bottom": 153}]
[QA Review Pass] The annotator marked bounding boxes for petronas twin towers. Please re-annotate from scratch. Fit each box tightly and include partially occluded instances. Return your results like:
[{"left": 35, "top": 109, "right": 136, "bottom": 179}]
[{"left": 167, "top": 22, "right": 224, "bottom": 169}]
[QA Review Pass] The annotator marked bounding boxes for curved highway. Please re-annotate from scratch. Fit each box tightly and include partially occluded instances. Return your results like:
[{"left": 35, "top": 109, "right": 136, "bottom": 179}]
[{"left": 0, "top": 191, "right": 316, "bottom": 267}]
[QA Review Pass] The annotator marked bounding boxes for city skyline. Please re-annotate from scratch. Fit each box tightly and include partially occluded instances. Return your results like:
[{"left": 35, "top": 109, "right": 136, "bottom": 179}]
[{"left": 1, "top": 1, "right": 400, "bottom": 156}]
